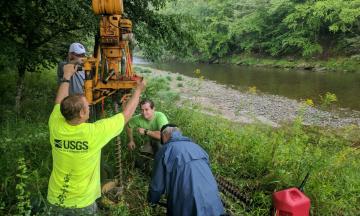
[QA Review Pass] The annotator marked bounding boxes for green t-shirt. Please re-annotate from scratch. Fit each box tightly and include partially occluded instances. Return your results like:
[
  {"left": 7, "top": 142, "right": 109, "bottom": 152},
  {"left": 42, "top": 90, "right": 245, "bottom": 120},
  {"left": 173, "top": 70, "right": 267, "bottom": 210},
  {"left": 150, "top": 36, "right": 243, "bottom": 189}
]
[
  {"left": 127, "top": 112, "right": 168, "bottom": 138},
  {"left": 47, "top": 104, "right": 125, "bottom": 208}
]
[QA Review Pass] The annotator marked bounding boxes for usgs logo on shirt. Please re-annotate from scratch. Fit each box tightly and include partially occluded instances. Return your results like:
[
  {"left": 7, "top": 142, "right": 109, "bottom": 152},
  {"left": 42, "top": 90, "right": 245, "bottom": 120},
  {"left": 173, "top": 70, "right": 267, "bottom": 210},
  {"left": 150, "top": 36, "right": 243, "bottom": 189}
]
[{"left": 54, "top": 139, "right": 89, "bottom": 152}]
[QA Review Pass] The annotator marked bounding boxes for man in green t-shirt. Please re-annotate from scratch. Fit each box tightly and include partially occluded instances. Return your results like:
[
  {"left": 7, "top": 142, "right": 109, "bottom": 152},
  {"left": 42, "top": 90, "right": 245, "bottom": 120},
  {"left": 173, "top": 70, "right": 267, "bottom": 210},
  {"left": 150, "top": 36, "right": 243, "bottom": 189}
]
[
  {"left": 47, "top": 63, "right": 146, "bottom": 214},
  {"left": 126, "top": 99, "right": 168, "bottom": 155}
]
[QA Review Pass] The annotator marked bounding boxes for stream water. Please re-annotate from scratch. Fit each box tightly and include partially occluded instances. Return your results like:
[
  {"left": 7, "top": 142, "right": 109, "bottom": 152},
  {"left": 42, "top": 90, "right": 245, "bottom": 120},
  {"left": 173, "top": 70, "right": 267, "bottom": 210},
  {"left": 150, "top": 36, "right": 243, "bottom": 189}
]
[{"left": 134, "top": 57, "right": 360, "bottom": 111}]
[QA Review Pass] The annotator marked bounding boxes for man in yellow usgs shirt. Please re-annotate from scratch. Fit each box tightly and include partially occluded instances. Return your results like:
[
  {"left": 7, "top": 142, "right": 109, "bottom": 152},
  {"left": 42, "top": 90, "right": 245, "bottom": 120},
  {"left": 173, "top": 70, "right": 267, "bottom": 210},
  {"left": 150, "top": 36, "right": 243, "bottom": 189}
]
[{"left": 47, "top": 63, "right": 146, "bottom": 214}]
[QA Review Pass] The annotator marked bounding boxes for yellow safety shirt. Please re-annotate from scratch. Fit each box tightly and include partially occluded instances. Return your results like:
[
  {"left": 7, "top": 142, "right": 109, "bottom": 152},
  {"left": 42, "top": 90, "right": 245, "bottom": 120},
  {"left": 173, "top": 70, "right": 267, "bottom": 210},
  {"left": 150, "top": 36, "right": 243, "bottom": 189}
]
[{"left": 47, "top": 104, "right": 124, "bottom": 208}]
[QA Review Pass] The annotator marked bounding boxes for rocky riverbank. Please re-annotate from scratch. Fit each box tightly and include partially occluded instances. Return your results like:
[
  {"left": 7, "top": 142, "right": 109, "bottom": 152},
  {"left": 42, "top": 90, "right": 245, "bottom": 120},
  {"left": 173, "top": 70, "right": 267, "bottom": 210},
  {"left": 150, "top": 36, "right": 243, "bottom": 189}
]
[{"left": 138, "top": 66, "right": 360, "bottom": 128}]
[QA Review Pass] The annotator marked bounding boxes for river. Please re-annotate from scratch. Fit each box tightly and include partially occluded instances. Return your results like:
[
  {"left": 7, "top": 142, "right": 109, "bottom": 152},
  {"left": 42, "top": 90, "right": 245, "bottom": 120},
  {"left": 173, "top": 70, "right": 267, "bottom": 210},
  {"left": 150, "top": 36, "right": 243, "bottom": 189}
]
[{"left": 134, "top": 57, "right": 360, "bottom": 111}]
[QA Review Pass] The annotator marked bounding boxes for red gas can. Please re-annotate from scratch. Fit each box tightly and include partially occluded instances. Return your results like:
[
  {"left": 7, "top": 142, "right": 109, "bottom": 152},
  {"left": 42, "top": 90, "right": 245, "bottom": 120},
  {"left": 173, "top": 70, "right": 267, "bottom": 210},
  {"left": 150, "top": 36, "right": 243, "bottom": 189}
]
[{"left": 272, "top": 187, "right": 311, "bottom": 216}]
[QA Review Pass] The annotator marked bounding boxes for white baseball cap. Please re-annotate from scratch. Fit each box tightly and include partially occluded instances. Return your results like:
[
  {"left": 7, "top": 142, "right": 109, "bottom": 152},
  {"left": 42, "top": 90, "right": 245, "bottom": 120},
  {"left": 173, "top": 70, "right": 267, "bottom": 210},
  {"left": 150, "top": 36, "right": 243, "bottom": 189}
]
[{"left": 69, "top": 42, "right": 86, "bottom": 54}]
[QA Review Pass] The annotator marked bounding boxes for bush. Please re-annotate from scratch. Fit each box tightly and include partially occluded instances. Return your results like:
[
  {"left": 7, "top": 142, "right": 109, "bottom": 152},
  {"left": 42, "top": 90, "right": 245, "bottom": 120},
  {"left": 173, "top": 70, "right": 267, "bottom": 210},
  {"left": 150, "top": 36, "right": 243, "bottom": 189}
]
[
  {"left": 320, "top": 92, "right": 337, "bottom": 108},
  {"left": 176, "top": 75, "right": 183, "bottom": 81}
]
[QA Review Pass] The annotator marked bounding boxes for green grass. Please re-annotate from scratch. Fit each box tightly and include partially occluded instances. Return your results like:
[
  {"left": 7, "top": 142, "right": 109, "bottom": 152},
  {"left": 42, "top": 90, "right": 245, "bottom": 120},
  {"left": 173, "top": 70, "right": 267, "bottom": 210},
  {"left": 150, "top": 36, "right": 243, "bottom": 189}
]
[
  {"left": 0, "top": 70, "right": 359, "bottom": 215},
  {"left": 158, "top": 107, "right": 360, "bottom": 215},
  {"left": 165, "top": 75, "right": 172, "bottom": 81},
  {"left": 134, "top": 66, "right": 152, "bottom": 74},
  {"left": 323, "top": 58, "right": 360, "bottom": 73},
  {"left": 0, "top": 70, "right": 56, "bottom": 215},
  {"left": 176, "top": 75, "right": 183, "bottom": 81}
]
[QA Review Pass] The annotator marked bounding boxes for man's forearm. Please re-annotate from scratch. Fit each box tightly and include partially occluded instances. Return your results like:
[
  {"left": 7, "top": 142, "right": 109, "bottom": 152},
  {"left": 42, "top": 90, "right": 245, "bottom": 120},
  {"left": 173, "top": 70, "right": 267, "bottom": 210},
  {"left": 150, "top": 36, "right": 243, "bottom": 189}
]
[
  {"left": 123, "top": 88, "right": 142, "bottom": 122},
  {"left": 126, "top": 126, "right": 134, "bottom": 142},
  {"left": 55, "top": 64, "right": 76, "bottom": 104},
  {"left": 55, "top": 82, "right": 69, "bottom": 104},
  {"left": 146, "top": 130, "right": 161, "bottom": 140}
]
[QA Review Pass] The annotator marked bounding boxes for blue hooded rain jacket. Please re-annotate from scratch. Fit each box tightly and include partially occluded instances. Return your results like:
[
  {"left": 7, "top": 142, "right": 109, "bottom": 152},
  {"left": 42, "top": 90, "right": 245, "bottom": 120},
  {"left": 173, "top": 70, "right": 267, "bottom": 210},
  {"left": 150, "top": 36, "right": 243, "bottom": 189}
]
[{"left": 148, "top": 131, "right": 225, "bottom": 216}]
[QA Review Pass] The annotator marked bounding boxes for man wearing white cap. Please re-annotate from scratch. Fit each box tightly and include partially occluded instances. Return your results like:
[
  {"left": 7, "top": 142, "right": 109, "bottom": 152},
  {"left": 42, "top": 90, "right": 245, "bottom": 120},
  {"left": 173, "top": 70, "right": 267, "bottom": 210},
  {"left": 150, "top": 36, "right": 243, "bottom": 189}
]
[{"left": 57, "top": 42, "right": 86, "bottom": 95}]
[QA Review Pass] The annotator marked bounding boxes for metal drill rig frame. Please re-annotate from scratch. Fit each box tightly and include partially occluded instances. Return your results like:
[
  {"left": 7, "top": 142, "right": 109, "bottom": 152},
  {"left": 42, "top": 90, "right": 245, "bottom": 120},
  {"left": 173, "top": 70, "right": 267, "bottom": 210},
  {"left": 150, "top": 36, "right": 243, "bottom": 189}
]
[{"left": 82, "top": 0, "right": 141, "bottom": 205}]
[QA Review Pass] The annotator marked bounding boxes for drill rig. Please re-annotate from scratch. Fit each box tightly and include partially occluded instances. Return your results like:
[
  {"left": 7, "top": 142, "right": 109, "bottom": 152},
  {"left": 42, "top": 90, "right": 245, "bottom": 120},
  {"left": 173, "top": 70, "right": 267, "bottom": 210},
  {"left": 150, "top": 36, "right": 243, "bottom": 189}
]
[
  {"left": 83, "top": 0, "right": 140, "bottom": 105},
  {"left": 82, "top": 0, "right": 141, "bottom": 204}
]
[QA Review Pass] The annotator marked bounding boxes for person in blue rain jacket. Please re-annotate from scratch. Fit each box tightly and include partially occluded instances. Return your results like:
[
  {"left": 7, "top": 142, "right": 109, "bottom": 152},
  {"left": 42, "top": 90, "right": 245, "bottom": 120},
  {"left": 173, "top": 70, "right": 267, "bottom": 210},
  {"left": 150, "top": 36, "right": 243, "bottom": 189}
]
[{"left": 148, "top": 124, "right": 225, "bottom": 216}]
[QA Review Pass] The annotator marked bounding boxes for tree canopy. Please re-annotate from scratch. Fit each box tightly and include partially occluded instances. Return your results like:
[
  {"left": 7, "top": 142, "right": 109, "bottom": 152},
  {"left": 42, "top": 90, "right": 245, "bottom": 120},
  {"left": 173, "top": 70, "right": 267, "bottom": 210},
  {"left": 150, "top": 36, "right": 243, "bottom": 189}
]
[
  {"left": 0, "top": 0, "right": 192, "bottom": 74},
  {"left": 0, "top": 0, "right": 97, "bottom": 74},
  {"left": 161, "top": 0, "right": 360, "bottom": 61},
  {"left": 0, "top": 0, "right": 193, "bottom": 110},
  {"left": 2, "top": 0, "right": 360, "bottom": 72}
]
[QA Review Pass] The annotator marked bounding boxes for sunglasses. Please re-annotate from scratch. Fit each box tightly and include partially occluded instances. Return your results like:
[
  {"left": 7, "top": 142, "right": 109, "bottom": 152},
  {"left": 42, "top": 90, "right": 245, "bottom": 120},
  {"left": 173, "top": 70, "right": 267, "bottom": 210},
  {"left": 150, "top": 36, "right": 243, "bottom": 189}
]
[{"left": 72, "top": 53, "right": 85, "bottom": 58}]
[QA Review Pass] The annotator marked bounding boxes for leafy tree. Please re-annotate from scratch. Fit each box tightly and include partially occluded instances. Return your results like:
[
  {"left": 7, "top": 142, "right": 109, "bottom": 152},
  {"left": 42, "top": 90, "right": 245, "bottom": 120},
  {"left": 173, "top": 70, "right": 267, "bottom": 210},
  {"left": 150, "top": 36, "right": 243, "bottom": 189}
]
[
  {"left": 124, "top": 0, "right": 196, "bottom": 61},
  {"left": 162, "top": 0, "right": 240, "bottom": 62},
  {"left": 0, "top": 0, "right": 194, "bottom": 112},
  {"left": 0, "top": 0, "right": 97, "bottom": 112},
  {"left": 162, "top": 0, "right": 360, "bottom": 61}
]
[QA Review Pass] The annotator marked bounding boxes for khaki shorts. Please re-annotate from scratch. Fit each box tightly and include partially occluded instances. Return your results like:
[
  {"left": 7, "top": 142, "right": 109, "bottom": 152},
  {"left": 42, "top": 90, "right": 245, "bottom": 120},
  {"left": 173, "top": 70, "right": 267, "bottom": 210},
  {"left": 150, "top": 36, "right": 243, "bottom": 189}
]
[
  {"left": 140, "top": 140, "right": 162, "bottom": 155},
  {"left": 140, "top": 142, "right": 154, "bottom": 154}
]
